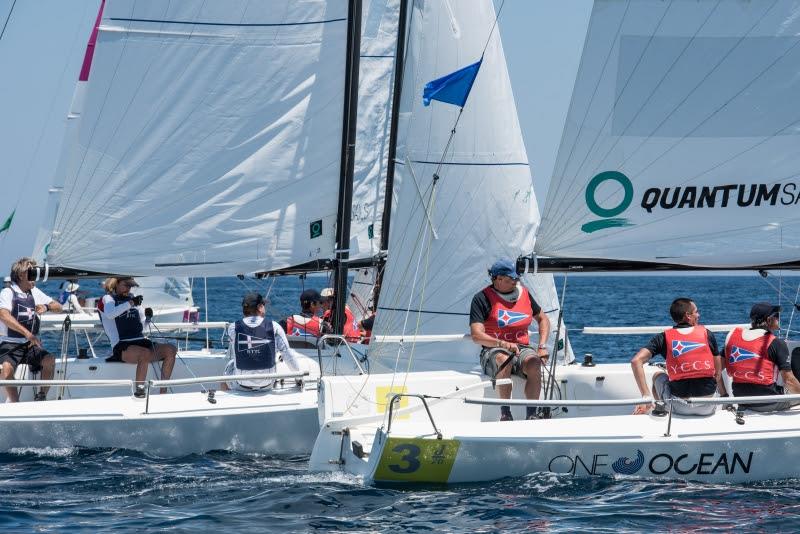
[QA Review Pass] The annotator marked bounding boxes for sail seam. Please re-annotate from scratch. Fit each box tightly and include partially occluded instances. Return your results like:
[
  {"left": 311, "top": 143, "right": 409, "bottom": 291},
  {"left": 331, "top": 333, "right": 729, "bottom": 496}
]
[{"left": 108, "top": 17, "right": 346, "bottom": 27}]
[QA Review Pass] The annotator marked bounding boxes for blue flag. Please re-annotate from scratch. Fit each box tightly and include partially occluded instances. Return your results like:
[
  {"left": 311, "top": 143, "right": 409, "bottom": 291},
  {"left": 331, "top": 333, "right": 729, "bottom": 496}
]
[{"left": 422, "top": 59, "right": 482, "bottom": 107}]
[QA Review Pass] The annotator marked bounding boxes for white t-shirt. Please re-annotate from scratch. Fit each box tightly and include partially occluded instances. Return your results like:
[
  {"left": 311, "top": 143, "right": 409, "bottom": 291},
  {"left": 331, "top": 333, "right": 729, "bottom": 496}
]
[{"left": 0, "top": 283, "right": 53, "bottom": 343}]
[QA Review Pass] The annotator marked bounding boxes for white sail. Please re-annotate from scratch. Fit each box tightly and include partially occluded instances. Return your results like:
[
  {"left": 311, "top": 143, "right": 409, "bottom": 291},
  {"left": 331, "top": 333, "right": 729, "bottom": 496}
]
[
  {"left": 369, "top": 0, "right": 571, "bottom": 371},
  {"left": 349, "top": 0, "right": 400, "bottom": 261},
  {"left": 0, "top": 0, "right": 102, "bottom": 269},
  {"left": 536, "top": 0, "right": 800, "bottom": 268},
  {"left": 45, "top": 0, "right": 352, "bottom": 277}
]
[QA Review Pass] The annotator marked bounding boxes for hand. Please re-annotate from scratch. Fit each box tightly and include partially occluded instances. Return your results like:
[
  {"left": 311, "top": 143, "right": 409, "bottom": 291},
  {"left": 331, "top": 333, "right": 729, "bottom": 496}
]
[
  {"left": 497, "top": 341, "right": 519, "bottom": 354},
  {"left": 131, "top": 295, "right": 144, "bottom": 306},
  {"left": 35, "top": 304, "right": 47, "bottom": 314},
  {"left": 537, "top": 347, "right": 549, "bottom": 359},
  {"left": 633, "top": 396, "right": 652, "bottom": 415},
  {"left": 26, "top": 334, "right": 42, "bottom": 348}
]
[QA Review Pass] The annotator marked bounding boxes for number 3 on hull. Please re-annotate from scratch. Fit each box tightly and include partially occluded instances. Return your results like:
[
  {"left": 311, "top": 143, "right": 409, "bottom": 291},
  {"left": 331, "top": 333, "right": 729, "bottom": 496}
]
[{"left": 373, "top": 436, "right": 460, "bottom": 483}]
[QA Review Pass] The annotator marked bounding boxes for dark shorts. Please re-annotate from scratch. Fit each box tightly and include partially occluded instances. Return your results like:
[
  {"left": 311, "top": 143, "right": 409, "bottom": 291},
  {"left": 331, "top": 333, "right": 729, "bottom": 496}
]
[
  {"left": 109, "top": 339, "right": 155, "bottom": 362},
  {"left": 480, "top": 346, "right": 539, "bottom": 379},
  {"left": 0, "top": 342, "right": 52, "bottom": 373}
]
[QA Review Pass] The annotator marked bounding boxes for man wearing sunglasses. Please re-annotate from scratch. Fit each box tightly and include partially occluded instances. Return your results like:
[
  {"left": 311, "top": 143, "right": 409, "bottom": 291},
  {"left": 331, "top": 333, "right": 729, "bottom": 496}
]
[{"left": 724, "top": 302, "right": 800, "bottom": 412}]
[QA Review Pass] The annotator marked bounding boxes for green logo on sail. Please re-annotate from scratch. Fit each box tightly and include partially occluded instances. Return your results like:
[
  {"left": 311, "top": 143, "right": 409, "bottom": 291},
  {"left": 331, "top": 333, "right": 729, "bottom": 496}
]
[
  {"left": 0, "top": 210, "right": 14, "bottom": 234},
  {"left": 582, "top": 172, "right": 634, "bottom": 233}
]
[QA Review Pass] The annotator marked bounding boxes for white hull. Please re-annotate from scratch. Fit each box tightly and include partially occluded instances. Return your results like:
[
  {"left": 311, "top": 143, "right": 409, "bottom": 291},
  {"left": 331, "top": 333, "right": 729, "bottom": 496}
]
[
  {"left": 310, "top": 365, "right": 800, "bottom": 484},
  {"left": 0, "top": 385, "right": 320, "bottom": 456}
]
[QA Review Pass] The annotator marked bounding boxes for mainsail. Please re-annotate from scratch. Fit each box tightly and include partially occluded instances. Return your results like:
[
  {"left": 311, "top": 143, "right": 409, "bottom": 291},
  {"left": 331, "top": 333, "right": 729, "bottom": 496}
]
[
  {"left": 0, "top": 0, "right": 102, "bottom": 268},
  {"left": 45, "top": 0, "right": 353, "bottom": 277},
  {"left": 536, "top": 0, "right": 800, "bottom": 268},
  {"left": 369, "top": 0, "right": 572, "bottom": 371}
]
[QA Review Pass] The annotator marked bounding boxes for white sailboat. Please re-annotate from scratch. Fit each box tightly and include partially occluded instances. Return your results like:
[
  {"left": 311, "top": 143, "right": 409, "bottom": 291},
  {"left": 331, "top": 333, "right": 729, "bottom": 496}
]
[
  {"left": 309, "top": 0, "right": 800, "bottom": 484},
  {"left": 0, "top": 0, "right": 369, "bottom": 452}
]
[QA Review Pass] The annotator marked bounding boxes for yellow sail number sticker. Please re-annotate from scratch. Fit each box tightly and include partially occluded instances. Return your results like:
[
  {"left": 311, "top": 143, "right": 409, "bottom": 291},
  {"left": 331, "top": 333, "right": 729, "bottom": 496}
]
[{"left": 374, "top": 437, "right": 460, "bottom": 483}]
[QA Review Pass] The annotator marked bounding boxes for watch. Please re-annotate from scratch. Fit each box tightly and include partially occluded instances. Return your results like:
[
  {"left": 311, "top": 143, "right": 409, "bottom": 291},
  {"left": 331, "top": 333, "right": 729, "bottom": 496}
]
[{"left": 537, "top": 344, "right": 547, "bottom": 350}]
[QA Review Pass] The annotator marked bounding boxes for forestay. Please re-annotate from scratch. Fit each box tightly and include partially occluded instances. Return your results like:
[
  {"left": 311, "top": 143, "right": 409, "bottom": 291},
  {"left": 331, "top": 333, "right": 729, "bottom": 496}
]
[
  {"left": 369, "top": 0, "right": 571, "bottom": 372},
  {"left": 45, "top": 0, "right": 351, "bottom": 277},
  {"left": 0, "top": 0, "right": 102, "bottom": 268},
  {"left": 536, "top": 0, "right": 800, "bottom": 268}
]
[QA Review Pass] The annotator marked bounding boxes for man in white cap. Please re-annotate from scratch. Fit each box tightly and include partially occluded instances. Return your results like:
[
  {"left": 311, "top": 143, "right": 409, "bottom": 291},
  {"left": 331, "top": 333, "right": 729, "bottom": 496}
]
[
  {"left": 469, "top": 258, "right": 551, "bottom": 421},
  {"left": 58, "top": 280, "right": 85, "bottom": 314},
  {"left": 724, "top": 302, "right": 800, "bottom": 411},
  {"left": 320, "top": 287, "right": 360, "bottom": 342}
]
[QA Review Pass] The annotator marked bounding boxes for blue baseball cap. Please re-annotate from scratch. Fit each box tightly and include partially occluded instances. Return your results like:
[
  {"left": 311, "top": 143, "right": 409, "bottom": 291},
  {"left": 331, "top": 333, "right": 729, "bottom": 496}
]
[{"left": 489, "top": 258, "right": 519, "bottom": 279}]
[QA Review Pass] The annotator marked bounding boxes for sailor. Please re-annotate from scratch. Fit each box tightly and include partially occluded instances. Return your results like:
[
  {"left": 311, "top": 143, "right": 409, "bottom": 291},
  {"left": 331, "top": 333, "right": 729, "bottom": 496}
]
[
  {"left": 469, "top": 258, "right": 551, "bottom": 421},
  {"left": 98, "top": 277, "right": 177, "bottom": 397},
  {"left": 0, "top": 257, "right": 62, "bottom": 402},
  {"left": 58, "top": 280, "right": 85, "bottom": 314},
  {"left": 320, "top": 287, "right": 361, "bottom": 342},
  {"left": 724, "top": 302, "right": 800, "bottom": 411},
  {"left": 631, "top": 297, "right": 726, "bottom": 416},
  {"left": 222, "top": 292, "right": 311, "bottom": 391},
  {"left": 280, "top": 288, "right": 329, "bottom": 339}
]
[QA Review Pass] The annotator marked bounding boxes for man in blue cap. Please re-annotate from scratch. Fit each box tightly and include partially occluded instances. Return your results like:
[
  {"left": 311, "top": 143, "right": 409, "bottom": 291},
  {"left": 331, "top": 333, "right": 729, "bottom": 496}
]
[{"left": 470, "top": 257, "right": 551, "bottom": 420}]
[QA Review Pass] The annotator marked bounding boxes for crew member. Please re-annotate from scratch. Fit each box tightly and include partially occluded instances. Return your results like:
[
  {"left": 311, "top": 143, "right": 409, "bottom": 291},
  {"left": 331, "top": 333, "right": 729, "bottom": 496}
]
[
  {"left": 320, "top": 287, "right": 360, "bottom": 342},
  {"left": 222, "top": 292, "right": 315, "bottom": 390},
  {"left": 469, "top": 258, "right": 551, "bottom": 421},
  {"left": 98, "top": 277, "right": 177, "bottom": 397},
  {"left": 631, "top": 297, "right": 726, "bottom": 416},
  {"left": 280, "top": 288, "right": 328, "bottom": 339},
  {"left": 0, "top": 257, "right": 62, "bottom": 402},
  {"left": 725, "top": 302, "right": 800, "bottom": 411},
  {"left": 58, "top": 280, "right": 85, "bottom": 314}
]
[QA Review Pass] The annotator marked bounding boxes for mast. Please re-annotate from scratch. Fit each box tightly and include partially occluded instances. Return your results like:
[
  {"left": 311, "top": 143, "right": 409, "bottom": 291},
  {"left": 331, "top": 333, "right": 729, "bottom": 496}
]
[
  {"left": 332, "top": 0, "right": 363, "bottom": 334},
  {"left": 371, "top": 0, "right": 410, "bottom": 310}
]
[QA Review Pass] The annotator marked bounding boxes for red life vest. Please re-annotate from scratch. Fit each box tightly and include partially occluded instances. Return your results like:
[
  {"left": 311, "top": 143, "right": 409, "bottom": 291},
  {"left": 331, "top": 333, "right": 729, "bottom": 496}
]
[
  {"left": 664, "top": 325, "right": 716, "bottom": 380},
  {"left": 323, "top": 306, "right": 360, "bottom": 342},
  {"left": 724, "top": 327, "right": 777, "bottom": 386},
  {"left": 285, "top": 314, "right": 323, "bottom": 337},
  {"left": 482, "top": 285, "right": 533, "bottom": 344}
]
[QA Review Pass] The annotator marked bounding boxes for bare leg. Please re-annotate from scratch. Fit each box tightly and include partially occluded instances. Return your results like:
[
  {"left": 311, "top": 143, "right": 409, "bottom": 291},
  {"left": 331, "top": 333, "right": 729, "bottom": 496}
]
[
  {"left": 39, "top": 355, "right": 55, "bottom": 397},
  {"left": 154, "top": 343, "right": 177, "bottom": 393},
  {"left": 523, "top": 355, "right": 543, "bottom": 400},
  {"left": 494, "top": 351, "right": 514, "bottom": 400},
  {"left": 1, "top": 362, "right": 18, "bottom": 403},
  {"left": 121, "top": 346, "right": 154, "bottom": 387}
]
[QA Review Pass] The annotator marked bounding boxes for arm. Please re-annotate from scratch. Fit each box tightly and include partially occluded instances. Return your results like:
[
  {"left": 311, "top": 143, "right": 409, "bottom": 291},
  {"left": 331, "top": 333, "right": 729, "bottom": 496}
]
[
  {"left": 100, "top": 295, "right": 132, "bottom": 319},
  {"left": 272, "top": 322, "right": 301, "bottom": 372},
  {"left": 532, "top": 309, "right": 551, "bottom": 359},
  {"left": 631, "top": 347, "right": 654, "bottom": 414},
  {"left": 780, "top": 370, "right": 800, "bottom": 395},
  {"left": 68, "top": 294, "right": 84, "bottom": 314},
  {"left": 470, "top": 322, "right": 518, "bottom": 354},
  {"left": 0, "top": 308, "right": 42, "bottom": 347},
  {"left": 33, "top": 288, "right": 61, "bottom": 314}
]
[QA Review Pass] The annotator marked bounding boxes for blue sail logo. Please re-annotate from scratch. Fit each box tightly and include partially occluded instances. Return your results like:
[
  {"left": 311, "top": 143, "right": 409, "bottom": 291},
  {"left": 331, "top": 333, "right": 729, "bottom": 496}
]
[{"left": 497, "top": 309, "right": 528, "bottom": 328}]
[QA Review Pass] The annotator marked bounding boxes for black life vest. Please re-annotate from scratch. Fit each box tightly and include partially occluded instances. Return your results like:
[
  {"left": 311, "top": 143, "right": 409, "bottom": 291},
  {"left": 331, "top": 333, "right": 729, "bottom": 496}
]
[
  {"left": 9, "top": 289, "right": 38, "bottom": 339},
  {"left": 233, "top": 319, "right": 276, "bottom": 371}
]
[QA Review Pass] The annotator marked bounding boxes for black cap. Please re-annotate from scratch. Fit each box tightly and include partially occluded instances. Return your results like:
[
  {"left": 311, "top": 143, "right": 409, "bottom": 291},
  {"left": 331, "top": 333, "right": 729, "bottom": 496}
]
[
  {"left": 242, "top": 292, "right": 265, "bottom": 308},
  {"left": 300, "top": 288, "right": 322, "bottom": 304},
  {"left": 750, "top": 302, "right": 781, "bottom": 321}
]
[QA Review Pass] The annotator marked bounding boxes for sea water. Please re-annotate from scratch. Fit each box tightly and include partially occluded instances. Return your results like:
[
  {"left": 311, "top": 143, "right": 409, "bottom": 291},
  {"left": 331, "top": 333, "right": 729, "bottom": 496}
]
[{"left": 2, "top": 274, "right": 799, "bottom": 532}]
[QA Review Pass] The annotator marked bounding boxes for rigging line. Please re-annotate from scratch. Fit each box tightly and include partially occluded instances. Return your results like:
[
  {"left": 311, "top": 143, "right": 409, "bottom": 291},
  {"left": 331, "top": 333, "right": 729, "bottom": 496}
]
[
  {"left": 542, "top": 1, "right": 632, "bottom": 212},
  {"left": 479, "top": 0, "right": 505, "bottom": 60},
  {"left": 552, "top": 1, "right": 782, "bottom": 232},
  {"left": 787, "top": 282, "right": 800, "bottom": 342},
  {"left": 0, "top": 0, "right": 16, "bottom": 41}
]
